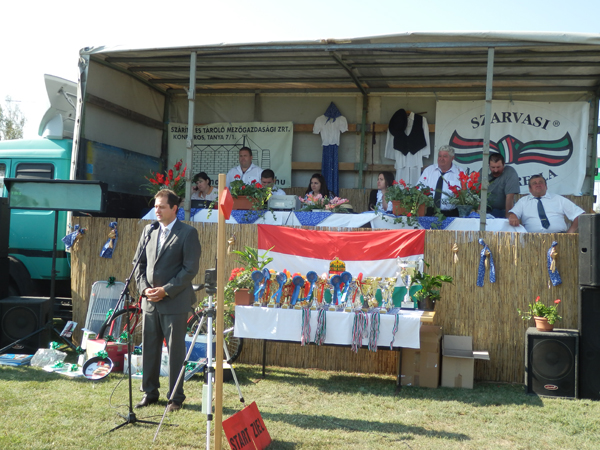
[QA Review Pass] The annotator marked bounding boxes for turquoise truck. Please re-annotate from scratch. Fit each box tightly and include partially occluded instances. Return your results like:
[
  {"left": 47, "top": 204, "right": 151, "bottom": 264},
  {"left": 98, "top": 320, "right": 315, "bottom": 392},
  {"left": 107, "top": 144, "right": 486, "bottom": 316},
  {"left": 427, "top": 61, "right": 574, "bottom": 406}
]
[{"left": 0, "top": 76, "right": 77, "bottom": 309}]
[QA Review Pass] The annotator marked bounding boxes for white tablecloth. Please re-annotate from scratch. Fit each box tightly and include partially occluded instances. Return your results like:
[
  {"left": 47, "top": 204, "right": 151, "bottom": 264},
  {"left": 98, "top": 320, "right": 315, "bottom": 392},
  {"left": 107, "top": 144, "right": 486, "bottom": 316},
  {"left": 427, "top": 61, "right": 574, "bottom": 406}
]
[
  {"left": 234, "top": 305, "right": 423, "bottom": 349},
  {"left": 369, "top": 215, "right": 526, "bottom": 232}
]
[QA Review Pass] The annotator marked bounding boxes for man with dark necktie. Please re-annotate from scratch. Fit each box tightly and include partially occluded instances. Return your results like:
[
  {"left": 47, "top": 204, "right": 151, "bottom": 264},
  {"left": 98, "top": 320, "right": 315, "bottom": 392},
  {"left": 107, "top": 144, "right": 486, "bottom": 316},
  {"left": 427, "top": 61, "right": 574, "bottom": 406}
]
[
  {"left": 507, "top": 175, "right": 584, "bottom": 233},
  {"left": 418, "top": 145, "right": 462, "bottom": 217}
]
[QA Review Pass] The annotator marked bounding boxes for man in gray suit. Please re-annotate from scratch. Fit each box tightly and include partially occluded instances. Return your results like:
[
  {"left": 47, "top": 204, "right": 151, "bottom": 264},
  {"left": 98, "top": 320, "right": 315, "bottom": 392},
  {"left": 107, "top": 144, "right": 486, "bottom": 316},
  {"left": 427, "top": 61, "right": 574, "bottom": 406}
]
[{"left": 134, "top": 189, "right": 200, "bottom": 412}]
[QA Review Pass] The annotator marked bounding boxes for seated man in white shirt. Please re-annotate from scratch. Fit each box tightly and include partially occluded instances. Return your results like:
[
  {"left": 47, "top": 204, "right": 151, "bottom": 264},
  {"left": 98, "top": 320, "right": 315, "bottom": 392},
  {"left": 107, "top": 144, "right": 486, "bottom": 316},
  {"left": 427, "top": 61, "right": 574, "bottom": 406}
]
[
  {"left": 261, "top": 169, "right": 286, "bottom": 196},
  {"left": 417, "top": 145, "right": 462, "bottom": 217},
  {"left": 508, "top": 175, "right": 584, "bottom": 233},
  {"left": 225, "top": 147, "right": 263, "bottom": 188}
]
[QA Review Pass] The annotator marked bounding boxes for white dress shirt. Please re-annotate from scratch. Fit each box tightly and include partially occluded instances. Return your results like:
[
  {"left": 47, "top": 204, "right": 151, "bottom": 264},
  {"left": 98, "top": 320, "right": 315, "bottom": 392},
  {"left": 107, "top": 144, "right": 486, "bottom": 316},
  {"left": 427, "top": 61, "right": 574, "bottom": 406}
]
[
  {"left": 509, "top": 193, "right": 584, "bottom": 233},
  {"left": 225, "top": 163, "right": 263, "bottom": 188}
]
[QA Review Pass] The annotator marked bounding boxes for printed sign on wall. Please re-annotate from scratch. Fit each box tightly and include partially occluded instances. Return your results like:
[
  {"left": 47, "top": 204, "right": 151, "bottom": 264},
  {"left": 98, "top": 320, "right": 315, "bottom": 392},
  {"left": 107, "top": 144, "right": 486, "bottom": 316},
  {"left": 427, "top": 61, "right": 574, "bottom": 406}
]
[
  {"left": 435, "top": 101, "right": 589, "bottom": 195},
  {"left": 168, "top": 122, "right": 293, "bottom": 188}
]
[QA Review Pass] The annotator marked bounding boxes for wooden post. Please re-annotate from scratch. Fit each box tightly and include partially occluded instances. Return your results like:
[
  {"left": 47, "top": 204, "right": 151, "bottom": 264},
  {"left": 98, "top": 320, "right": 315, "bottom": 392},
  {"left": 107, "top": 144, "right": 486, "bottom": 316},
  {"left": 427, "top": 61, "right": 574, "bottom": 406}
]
[{"left": 214, "top": 173, "right": 226, "bottom": 450}]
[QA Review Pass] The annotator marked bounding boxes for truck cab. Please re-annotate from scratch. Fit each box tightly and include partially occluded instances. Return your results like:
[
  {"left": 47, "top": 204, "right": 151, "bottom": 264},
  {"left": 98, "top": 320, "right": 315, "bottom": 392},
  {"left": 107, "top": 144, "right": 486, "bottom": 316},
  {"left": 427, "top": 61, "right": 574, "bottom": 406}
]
[{"left": 0, "top": 75, "right": 76, "bottom": 304}]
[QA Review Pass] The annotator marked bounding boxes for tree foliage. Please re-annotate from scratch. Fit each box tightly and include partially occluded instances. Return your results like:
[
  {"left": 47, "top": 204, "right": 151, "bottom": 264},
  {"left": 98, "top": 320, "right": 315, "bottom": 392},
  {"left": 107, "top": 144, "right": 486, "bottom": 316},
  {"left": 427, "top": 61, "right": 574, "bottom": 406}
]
[{"left": 0, "top": 96, "right": 26, "bottom": 140}]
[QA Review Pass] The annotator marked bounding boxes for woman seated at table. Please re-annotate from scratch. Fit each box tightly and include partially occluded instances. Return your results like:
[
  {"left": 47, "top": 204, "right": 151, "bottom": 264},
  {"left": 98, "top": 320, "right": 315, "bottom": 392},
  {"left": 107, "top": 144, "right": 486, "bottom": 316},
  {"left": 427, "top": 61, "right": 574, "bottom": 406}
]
[
  {"left": 304, "top": 173, "right": 334, "bottom": 198},
  {"left": 191, "top": 172, "right": 218, "bottom": 201},
  {"left": 368, "top": 171, "right": 394, "bottom": 212}
]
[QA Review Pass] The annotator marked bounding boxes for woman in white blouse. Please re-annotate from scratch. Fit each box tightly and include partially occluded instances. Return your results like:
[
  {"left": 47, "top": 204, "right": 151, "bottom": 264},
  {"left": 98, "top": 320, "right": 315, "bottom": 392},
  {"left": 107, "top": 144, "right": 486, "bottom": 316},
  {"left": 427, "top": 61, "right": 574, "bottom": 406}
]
[
  {"left": 191, "top": 172, "right": 218, "bottom": 201},
  {"left": 368, "top": 171, "right": 394, "bottom": 212}
]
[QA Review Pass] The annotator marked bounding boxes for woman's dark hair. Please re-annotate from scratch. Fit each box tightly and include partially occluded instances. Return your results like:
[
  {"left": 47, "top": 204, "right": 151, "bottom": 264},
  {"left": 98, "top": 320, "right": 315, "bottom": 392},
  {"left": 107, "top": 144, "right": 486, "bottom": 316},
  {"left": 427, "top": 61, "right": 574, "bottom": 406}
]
[
  {"left": 193, "top": 172, "right": 211, "bottom": 186},
  {"left": 305, "top": 173, "right": 329, "bottom": 196},
  {"left": 379, "top": 171, "right": 395, "bottom": 189}
]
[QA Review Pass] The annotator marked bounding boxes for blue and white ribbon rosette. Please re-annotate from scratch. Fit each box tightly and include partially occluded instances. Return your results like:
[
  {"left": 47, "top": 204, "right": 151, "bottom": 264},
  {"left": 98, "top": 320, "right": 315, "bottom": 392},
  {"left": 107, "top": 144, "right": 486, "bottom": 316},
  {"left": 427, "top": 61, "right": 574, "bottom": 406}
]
[
  {"left": 477, "top": 238, "right": 496, "bottom": 287},
  {"left": 547, "top": 241, "right": 562, "bottom": 286},
  {"left": 62, "top": 225, "right": 86, "bottom": 250},
  {"left": 100, "top": 221, "right": 118, "bottom": 258}
]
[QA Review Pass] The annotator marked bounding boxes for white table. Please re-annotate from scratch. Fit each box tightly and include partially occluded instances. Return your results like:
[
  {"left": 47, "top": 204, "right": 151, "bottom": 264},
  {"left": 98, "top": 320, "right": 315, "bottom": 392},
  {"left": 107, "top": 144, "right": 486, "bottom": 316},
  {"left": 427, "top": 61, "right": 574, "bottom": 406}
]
[
  {"left": 234, "top": 305, "right": 424, "bottom": 349},
  {"left": 369, "top": 215, "right": 527, "bottom": 232}
]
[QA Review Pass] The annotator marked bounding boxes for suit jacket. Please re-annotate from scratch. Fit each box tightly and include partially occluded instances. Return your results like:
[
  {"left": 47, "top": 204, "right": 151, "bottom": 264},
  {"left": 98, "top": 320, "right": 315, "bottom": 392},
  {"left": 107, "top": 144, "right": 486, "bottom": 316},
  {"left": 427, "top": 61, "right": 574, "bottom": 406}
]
[{"left": 134, "top": 220, "right": 201, "bottom": 314}]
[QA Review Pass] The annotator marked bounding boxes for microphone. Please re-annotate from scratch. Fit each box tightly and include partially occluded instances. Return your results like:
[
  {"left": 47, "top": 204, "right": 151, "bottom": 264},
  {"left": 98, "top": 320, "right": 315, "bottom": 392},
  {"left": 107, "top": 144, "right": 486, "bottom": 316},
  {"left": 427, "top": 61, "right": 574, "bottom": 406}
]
[{"left": 146, "top": 221, "right": 159, "bottom": 237}]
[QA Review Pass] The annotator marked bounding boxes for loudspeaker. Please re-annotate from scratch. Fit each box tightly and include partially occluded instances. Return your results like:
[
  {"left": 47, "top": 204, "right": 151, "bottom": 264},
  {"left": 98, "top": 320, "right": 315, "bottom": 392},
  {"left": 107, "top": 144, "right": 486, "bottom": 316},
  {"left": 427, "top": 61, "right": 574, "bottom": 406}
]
[
  {"left": 525, "top": 328, "right": 578, "bottom": 398},
  {"left": 0, "top": 297, "right": 52, "bottom": 354},
  {"left": 579, "top": 214, "right": 600, "bottom": 286},
  {"left": 579, "top": 286, "right": 600, "bottom": 400}
]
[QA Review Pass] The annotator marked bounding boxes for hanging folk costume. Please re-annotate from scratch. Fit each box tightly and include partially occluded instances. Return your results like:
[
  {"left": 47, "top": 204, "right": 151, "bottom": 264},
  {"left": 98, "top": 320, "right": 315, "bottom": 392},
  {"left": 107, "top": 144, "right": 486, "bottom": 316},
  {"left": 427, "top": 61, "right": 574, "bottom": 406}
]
[
  {"left": 385, "top": 109, "right": 431, "bottom": 185},
  {"left": 313, "top": 102, "right": 348, "bottom": 196}
]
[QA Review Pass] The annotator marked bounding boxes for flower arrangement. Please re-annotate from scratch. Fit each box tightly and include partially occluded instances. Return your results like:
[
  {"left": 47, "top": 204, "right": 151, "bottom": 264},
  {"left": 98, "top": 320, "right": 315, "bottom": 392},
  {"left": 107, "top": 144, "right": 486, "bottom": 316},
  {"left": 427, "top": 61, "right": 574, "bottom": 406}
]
[
  {"left": 299, "top": 193, "right": 350, "bottom": 213},
  {"left": 518, "top": 296, "right": 562, "bottom": 325},
  {"left": 447, "top": 171, "right": 482, "bottom": 208},
  {"left": 229, "top": 175, "right": 272, "bottom": 209},
  {"left": 144, "top": 159, "right": 187, "bottom": 198}
]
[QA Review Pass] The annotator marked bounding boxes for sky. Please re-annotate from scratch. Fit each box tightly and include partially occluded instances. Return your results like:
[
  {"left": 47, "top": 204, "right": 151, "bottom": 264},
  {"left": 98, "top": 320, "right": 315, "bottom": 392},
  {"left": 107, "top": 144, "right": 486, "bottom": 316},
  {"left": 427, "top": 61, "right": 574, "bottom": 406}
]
[{"left": 1, "top": 0, "right": 600, "bottom": 139}]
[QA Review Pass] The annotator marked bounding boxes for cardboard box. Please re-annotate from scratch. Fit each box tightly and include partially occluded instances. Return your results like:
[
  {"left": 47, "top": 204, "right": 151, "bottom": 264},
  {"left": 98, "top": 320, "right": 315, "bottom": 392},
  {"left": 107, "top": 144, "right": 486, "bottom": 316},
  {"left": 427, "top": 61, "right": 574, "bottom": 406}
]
[
  {"left": 401, "top": 325, "right": 443, "bottom": 388},
  {"left": 441, "top": 335, "right": 490, "bottom": 389},
  {"left": 86, "top": 339, "right": 128, "bottom": 373}
]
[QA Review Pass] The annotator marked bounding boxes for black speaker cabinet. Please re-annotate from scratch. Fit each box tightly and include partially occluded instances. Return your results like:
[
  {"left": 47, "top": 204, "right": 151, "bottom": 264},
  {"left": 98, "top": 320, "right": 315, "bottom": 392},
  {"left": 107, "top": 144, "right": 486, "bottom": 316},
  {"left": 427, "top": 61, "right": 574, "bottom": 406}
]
[
  {"left": 579, "top": 214, "right": 600, "bottom": 287},
  {"left": 525, "top": 328, "right": 578, "bottom": 398},
  {"left": 579, "top": 287, "right": 600, "bottom": 400},
  {"left": 0, "top": 297, "right": 52, "bottom": 354}
]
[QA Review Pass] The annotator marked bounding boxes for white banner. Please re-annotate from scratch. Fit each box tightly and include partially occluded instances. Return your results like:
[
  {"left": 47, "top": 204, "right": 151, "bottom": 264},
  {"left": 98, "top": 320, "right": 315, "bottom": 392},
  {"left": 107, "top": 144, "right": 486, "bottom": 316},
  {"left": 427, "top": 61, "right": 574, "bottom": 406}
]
[
  {"left": 168, "top": 121, "right": 293, "bottom": 188},
  {"left": 435, "top": 101, "right": 589, "bottom": 195}
]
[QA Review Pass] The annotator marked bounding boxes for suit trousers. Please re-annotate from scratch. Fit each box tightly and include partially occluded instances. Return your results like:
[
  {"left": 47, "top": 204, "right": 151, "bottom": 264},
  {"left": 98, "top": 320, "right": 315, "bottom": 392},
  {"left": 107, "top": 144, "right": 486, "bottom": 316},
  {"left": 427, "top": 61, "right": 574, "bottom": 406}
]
[{"left": 141, "top": 308, "right": 188, "bottom": 403}]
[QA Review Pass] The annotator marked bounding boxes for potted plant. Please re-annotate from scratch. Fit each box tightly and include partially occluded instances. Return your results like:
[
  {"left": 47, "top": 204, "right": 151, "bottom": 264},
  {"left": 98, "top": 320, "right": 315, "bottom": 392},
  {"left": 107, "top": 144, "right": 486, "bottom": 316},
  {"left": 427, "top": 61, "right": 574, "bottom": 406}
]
[
  {"left": 229, "top": 175, "right": 272, "bottom": 210},
  {"left": 446, "top": 171, "right": 482, "bottom": 217},
  {"left": 518, "top": 296, "right": 562, "bottom": 331},
  {"left": 384, "top": 180, "right": 437, "bottom": 225},
  {"left": 226, "top": 246, "right": 274, "bottom": 305},
  {"left": 410, "top": 262, "right": 453, "bottom": 311},
  {"left": 299, "top": 193, "right": 351, "bottom": 213}
]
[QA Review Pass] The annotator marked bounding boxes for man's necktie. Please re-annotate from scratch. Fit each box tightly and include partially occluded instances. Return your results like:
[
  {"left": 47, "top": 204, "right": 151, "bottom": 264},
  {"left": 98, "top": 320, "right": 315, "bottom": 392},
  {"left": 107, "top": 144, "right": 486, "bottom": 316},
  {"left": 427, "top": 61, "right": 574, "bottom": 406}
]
[
  {"left": 536, "top": 198, "right": 550, "bottom": 229},
  {"left": 433, "top": 173, "right": 446, "bottom": 208},
  {"left": 157, "top": 228, "right": 168, "bottom": 255}
]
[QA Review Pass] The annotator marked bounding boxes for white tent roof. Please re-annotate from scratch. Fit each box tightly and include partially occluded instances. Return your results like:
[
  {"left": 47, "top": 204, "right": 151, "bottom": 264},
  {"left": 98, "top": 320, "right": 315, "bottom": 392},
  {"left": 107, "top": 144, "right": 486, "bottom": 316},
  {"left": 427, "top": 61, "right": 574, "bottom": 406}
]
[{"left": 82, "top": 31, "right": 600, "bottom": 95}]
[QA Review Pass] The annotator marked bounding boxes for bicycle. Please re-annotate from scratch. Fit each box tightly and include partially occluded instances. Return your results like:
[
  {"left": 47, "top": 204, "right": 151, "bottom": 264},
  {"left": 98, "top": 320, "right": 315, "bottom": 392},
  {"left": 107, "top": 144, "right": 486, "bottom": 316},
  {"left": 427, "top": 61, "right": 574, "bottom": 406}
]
[{"left": 97, "top": 284, "right": 243, "bottom": 363}]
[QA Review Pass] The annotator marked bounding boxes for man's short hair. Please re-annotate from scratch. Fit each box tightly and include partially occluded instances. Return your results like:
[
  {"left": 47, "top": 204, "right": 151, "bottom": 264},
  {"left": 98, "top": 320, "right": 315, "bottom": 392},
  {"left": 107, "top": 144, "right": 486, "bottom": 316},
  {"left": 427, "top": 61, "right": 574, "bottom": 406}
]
[
  {"left": 528, "top": 174, "right": 547, "bottom": 187},
  {"left": 438, "top": 145, "right": 455, "bottom": 157},
  {"left": 239, "top": 146, "right": 252, "bottom": 157},
  {"left": 261, "top": 169, "right": 275, "bottom": 179},
  {"left": 154, "top": 189, "right": 180, "bottom": 209},
  {"left": 489, "top": 153, "right": 505, "bottom": 165}
]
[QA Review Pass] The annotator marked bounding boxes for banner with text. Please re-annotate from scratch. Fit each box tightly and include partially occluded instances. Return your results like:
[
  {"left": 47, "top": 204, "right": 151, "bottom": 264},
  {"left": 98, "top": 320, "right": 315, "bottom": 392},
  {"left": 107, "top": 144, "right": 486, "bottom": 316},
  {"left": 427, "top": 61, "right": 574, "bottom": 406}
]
[
  {"left": 435, "top": 101, "right": 589, "bottom": 195},
  {"left": 168, "top": 122, "right": 293, "bottom": 188}
]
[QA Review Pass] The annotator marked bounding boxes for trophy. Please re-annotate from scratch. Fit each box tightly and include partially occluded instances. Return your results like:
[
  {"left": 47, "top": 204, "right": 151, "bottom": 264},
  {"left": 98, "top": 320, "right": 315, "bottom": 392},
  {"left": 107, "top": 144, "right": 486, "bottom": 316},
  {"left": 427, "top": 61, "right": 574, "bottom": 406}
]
[
  {"left": 378, "top": 277, "right": 397, "bottom": 313},
  {"left": 271, "top": 272, "right": 287, "bottom": 308},
  {"left": 305, "top": 271, "right": 318, "bottom": 310},
  {"left": 397, "top": 258, "right": 419, "bottom": 309},
  {"left": 329, "top": 275, "right": 341, "bottom": 311},
  {"left": 339, "top": 271, "right": 354, "bottom": 312},
  {"left": 291, "top": 275, "right": 306, "bottom": 309},
  {"left": 314, "top": 274, "right": 328, "bottom": 309},
  {"left": 362, "top": 277, "right": 381, "bottom": 311},
  {"left": 251, "top": 270, "right": 264, "bottom": 307}
]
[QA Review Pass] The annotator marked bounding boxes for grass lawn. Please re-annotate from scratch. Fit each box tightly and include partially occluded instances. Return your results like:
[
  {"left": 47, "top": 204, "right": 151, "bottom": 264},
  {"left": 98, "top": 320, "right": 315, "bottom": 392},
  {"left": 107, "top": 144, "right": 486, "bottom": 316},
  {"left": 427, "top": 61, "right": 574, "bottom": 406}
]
[{"left": 0, "top": 360, "right": 598, "bottom": 450}]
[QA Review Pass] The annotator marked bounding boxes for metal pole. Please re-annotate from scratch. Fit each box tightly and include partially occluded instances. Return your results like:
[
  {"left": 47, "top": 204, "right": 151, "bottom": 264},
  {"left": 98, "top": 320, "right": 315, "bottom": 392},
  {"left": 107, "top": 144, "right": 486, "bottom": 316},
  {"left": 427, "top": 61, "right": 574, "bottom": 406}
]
[
  {"left": 359, "top": 95, "right": 368, "bottom": 189},
  {"left": 479, "top": 47, "right": 495, "bottom": 232},
  {"left": 184, "top": 52, "right": 197, "bottom": 221}
]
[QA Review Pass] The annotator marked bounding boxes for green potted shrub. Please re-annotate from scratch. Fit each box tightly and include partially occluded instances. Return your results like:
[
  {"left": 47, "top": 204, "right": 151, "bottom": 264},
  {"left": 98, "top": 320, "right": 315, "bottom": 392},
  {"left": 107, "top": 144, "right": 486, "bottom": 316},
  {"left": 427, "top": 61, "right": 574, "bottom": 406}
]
[{"left": 411, "top": 262, "right": 453, "bottom": 311}]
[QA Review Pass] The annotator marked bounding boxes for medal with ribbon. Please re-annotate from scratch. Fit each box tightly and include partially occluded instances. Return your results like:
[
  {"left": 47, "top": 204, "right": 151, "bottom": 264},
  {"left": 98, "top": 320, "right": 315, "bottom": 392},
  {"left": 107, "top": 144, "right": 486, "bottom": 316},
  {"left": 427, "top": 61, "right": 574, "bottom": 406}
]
[
  {"left": 477, "top": 238, "right": 496, "bottom": 287},
  {"left": 547, "top": 241, "right": 562, "bottom": 286}
]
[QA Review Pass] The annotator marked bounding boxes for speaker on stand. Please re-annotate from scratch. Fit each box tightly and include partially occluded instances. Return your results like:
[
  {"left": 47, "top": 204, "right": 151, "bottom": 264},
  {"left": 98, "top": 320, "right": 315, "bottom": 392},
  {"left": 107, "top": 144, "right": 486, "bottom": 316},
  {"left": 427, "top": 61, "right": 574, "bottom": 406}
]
[
  {"left": 578, "top": 214, "right": 600, "bottom": 400},
  {"left": 525, "top": 328, "right": 578, "bottom": 398}
]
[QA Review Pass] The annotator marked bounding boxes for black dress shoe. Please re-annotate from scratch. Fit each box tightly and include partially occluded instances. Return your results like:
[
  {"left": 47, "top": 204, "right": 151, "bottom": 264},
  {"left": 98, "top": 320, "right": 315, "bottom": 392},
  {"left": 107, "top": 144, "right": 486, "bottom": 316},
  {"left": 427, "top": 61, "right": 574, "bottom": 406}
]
[
  {"left": 166, "top": 400, "right": 182, "bottom": 412},
  {"left": 135, "top": 395, "right": 159, "bottom": 408}
]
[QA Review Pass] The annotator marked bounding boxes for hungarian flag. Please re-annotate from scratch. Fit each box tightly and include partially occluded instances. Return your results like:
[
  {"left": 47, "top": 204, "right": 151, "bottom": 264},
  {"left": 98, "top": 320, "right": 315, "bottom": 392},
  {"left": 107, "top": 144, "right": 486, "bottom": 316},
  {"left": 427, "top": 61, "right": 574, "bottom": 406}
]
[{"left": 257, "top": 225, "right": 424, "bottom": 277}]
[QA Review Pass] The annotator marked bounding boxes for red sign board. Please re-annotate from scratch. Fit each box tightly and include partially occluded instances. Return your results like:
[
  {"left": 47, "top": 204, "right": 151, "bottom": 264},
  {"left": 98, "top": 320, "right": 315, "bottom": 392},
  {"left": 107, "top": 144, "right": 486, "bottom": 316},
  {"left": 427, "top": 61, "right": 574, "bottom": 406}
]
[{"left": 222, "top": 401, "right": 271, "bottom": 450}]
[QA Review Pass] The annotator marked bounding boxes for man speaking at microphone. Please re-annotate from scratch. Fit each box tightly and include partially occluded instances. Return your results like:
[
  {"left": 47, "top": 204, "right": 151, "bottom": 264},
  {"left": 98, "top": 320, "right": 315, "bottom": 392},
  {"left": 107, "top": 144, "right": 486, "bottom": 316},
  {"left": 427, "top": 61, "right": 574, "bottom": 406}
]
[{"left": 134, "top": 189, "right": 200, "bottom": 412}]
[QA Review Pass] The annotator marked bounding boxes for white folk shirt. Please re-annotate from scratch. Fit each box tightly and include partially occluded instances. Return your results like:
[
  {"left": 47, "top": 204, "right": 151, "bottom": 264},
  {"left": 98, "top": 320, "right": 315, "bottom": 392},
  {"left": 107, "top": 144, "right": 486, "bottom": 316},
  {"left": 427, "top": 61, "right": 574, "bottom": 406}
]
[
  {"left": 313, "top": 115, "right": 348, "bottom": 146},
  {"left": 225, "top": 163, "right": 263, "bottom": 188},
  {"left": 417, "top": 163, "right": 462, "bottom": 211},
  {"left": 509, "top": 193, "right": 584, "bottom": 233},
  {"left": 384, "top": 112, "right": 431, "bottom": 185},
  {"left": 376, "top": 190, "right": 393, "bottom": 212}
]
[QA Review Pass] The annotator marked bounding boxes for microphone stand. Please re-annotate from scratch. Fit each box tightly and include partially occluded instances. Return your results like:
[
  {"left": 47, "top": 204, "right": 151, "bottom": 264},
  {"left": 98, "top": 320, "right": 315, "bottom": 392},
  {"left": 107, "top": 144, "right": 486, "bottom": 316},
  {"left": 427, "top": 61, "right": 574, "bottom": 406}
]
[{"left": 108, "top": 222, "right": 167, "bottom": 432}]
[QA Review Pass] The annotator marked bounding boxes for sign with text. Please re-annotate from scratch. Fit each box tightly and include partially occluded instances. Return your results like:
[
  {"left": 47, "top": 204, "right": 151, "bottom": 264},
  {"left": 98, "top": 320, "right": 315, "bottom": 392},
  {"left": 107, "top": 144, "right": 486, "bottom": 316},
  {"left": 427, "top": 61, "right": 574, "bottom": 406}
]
[
  {"left": 168, "top": 122, "right": 293, "bottom": 188},
  {"left": 435, "top": 100, "right": 589, "bottom": 195},
  {"left": 222, "top": 401, "right": 271, "bottom": 450}
]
